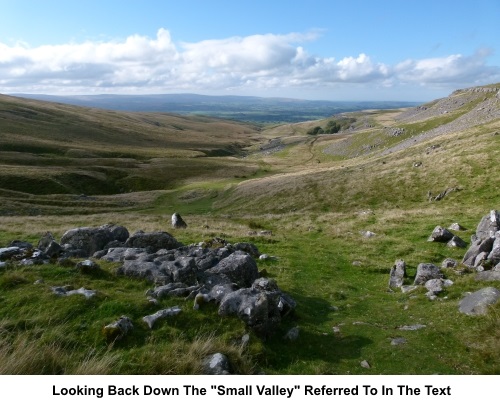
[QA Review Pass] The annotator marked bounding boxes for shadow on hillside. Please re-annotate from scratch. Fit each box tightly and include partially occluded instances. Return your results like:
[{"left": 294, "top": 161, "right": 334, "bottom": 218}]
[{"left": 264, "top": 291, "right": 373, "bottom": 372}]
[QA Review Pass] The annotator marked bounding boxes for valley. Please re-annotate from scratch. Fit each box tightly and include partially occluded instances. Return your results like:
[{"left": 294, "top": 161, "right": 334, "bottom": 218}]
[{"left": 0, "top": 84, "right": 499, "bottom": 375}]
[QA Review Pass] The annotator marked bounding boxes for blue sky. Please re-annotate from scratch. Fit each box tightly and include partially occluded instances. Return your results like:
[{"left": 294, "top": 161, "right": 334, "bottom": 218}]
[{"left": 0, "top": 0, "right": 499, "bottom": 100}]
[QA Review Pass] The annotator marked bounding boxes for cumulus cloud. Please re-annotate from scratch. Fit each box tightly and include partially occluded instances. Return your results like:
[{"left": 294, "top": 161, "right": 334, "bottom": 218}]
[
  {"left": 0, "top": 28, "right": 498, "bottom": 96},
  {"left": 395, "top": 49, "right": 499, "bottom": 84}
]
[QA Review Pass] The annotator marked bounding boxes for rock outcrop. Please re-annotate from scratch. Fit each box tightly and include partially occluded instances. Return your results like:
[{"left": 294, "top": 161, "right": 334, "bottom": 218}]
[
  {"left": 0, "top": 225, "right": 295, "bottom": 338},
  {"left": 463, "top": 210, "right": 500, "bottom": 269}
]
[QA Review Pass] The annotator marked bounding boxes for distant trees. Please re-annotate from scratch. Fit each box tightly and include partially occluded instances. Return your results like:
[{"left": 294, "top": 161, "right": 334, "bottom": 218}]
[{"left": 306, "top": 117, "right": 356, "bottom": 135}]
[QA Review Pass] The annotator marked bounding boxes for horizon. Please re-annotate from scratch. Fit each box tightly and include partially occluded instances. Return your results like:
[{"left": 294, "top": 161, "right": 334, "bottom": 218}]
[
  {"left": 1, "top": 1, "right": 499, "bottom": 101},
  {"left": 7, "top": 91, "right": 426, "bottom": 103}
]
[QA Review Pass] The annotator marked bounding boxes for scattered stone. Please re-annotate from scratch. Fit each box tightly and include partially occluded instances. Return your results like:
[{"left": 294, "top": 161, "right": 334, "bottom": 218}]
[
  {"left": 33, "top": 279, "right": 44, "bottom": 284},
  {"left": 459, "top": 287, "right": 500, "bottom": 315},
  {"left": 429, "top": 187, "right": 461, "bottom": 202},
  {"left": 142, "top": 306, "right": 182, "bottom": 329},
  {"left": 447, "top": 235, "right": 467, "bottom": 248},
  {"left": 332, "top": 326, "right": 341, "bottom": 333},
  {"left": 218, "top": 277, "right": 296, "bottom": 337},
  {"left": 52, "top": 286, "right": 97, "bottom": 299},
  {"left": 284, "top": 326, "right": 299, "bottom": 341},
  {"left": 75, "top": 259, "right": 101, "bottom": 274},
  {"left": 171, "top": 213, "right": 187, "bottom": 229},
  {"left": 441, "top": 258, "right": 457, "bottom": 268},
  {"left": 360, "top": 360, "right": 371, "bottom": 369},
  {"left": 361, "top": 230, "right": 376, "bottom": 238},
  {"left": 103, "top": 316, "right": 133, "bottom": 341},
  {"left": 427, "top": 226, "right": 454, "bottom": 242},
  {"left": 2, "top": 223, "right": 295, "bottom": 340},
  {"left": 397, "top": 324, "right": 426, "bottom": 331},
  {"left": 202, "top": 353, "right": 231, "bottom": 375},
  {"left": 352, "top": 261, "right": 362, "bottom": 266},
  {"left": 449, "top": 223, "right": 466, "bottom": 231},
  {"left": 414, "top": 263, "right": 444, "bottom": 285},
  {"left": 389, "top": 259, "right": 406, "bottom": 289},
  {"left": 425, "top": 279, "right": 445, "bottom": 294},
  {"left": 413, "top": 161, "right": 422, "bottom": 167},
  {"left": 241, "top": 334, "right": 250, "bottom": 348},
  {"left": 259, "top": 254, "right": 277, "bottom": 261},
  {"left": 390, "top": 337, "right": 407, "bottom": 346}
]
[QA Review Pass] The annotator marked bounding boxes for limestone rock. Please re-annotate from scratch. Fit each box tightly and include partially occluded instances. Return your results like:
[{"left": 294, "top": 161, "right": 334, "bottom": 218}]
[
  {"left": 75, "top": 259, "right": 101, "bottom": 274},
  {"left": 463, "top": 237, "right": 495, "bottom": 267},
  {"left": 171, "top": 213, "right": 187, "bottom": 229},
  {"left": 427, "top": 226, "right": 454, "bottom": 242},
  {"left": 425, "top": 278, "right": 445, "bottom": 294},
  {"left": 61, "top": 225, "right": 123, "bottom": 257},
  {"left": 447, "top": 235, "right": 467, "bottom": 248},
  {"left": 37, "top": 232, "right": 56, "bottom": 251},
  {"left": 449, "top": 223, "right": 466, "bottom": 231},
  {"left": 103, "top": 316, "right": 133, "bottom": 341},
  {"left": 52, "top": 286, "right": 97, "bottom": 299},
  {"left": 218, "top": 277, "right": 295, "bottom": 337},
  {"left": 360, "top": 360, "right": 371, "bottom": 369},
  {"left": 233, "top": 242, "right": 260, "bottom": 258},
  {"left": 0, "top": 247, "right": 20, "bottom": 260},
  {"left": 459, "top": 287, "right": 500, "bottom": 315},
  {"left": 441, "top": 258, "right": 457, "bottom": 268},
  {"left": 487, "top": 235, "right": 500, "bottom": 265},
  {"left": 391, "top": 337, "right": 407, "bottom": 346},
  {"left": 475, "top": 210, "right": 500, "bottom": 240},
  {"left": 389, "top": 259, "right": 406, "bottom": 289},
  {"left": 414, "top": 263, "right": 444, "bottom": 285},
  {"left": 204, "top": 251, "right": 259, "bottom": 288},
  {"left": 125, "top": 231, "right": 182, "bottom": 253},
  {"left": 100, "top": 247, "right": 147, "bottom": 262},
  {"left": 45, "top": 240, "right": 63, "bottom": 258},
  {"left": 142, "top": 306, "right": 181, "bottom": 329},
  {"left": 202, "top": 353, "right": 231, "bottom": 375}
]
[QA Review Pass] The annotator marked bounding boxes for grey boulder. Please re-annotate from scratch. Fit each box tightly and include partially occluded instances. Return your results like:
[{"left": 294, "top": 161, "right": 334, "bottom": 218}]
[{"left": 459, "top": 287, "right": 500, "bottom": 315}]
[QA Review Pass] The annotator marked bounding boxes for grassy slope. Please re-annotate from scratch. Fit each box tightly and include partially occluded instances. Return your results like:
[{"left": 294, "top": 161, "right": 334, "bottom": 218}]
[
  {"left": 1, "top": 85, "right": 500, "bottom": 374},
  {"left": 0, "top": 94, "right": 263, "bottom": 207}
]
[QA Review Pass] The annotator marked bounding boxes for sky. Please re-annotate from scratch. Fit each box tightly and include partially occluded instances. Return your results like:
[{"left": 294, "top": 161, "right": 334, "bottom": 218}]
[{"left": 0, "top": 0, "right": 499, "bottom": 101}]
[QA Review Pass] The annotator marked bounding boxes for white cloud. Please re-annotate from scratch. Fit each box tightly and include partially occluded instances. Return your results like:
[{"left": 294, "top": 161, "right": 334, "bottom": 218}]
[{"left": 0, "top": 28, "right": 498, "bottom": 97}]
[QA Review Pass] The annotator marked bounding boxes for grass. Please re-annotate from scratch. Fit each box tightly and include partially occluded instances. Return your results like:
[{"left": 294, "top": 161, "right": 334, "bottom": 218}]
[{"left": 0, "top": 84, "right": 500, "bottom": 374}]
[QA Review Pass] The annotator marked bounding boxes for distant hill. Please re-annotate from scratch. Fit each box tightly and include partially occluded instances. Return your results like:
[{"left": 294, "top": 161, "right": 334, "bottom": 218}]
[{"left": 9, "top": 93, "right": 419, "bottom": 123}]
